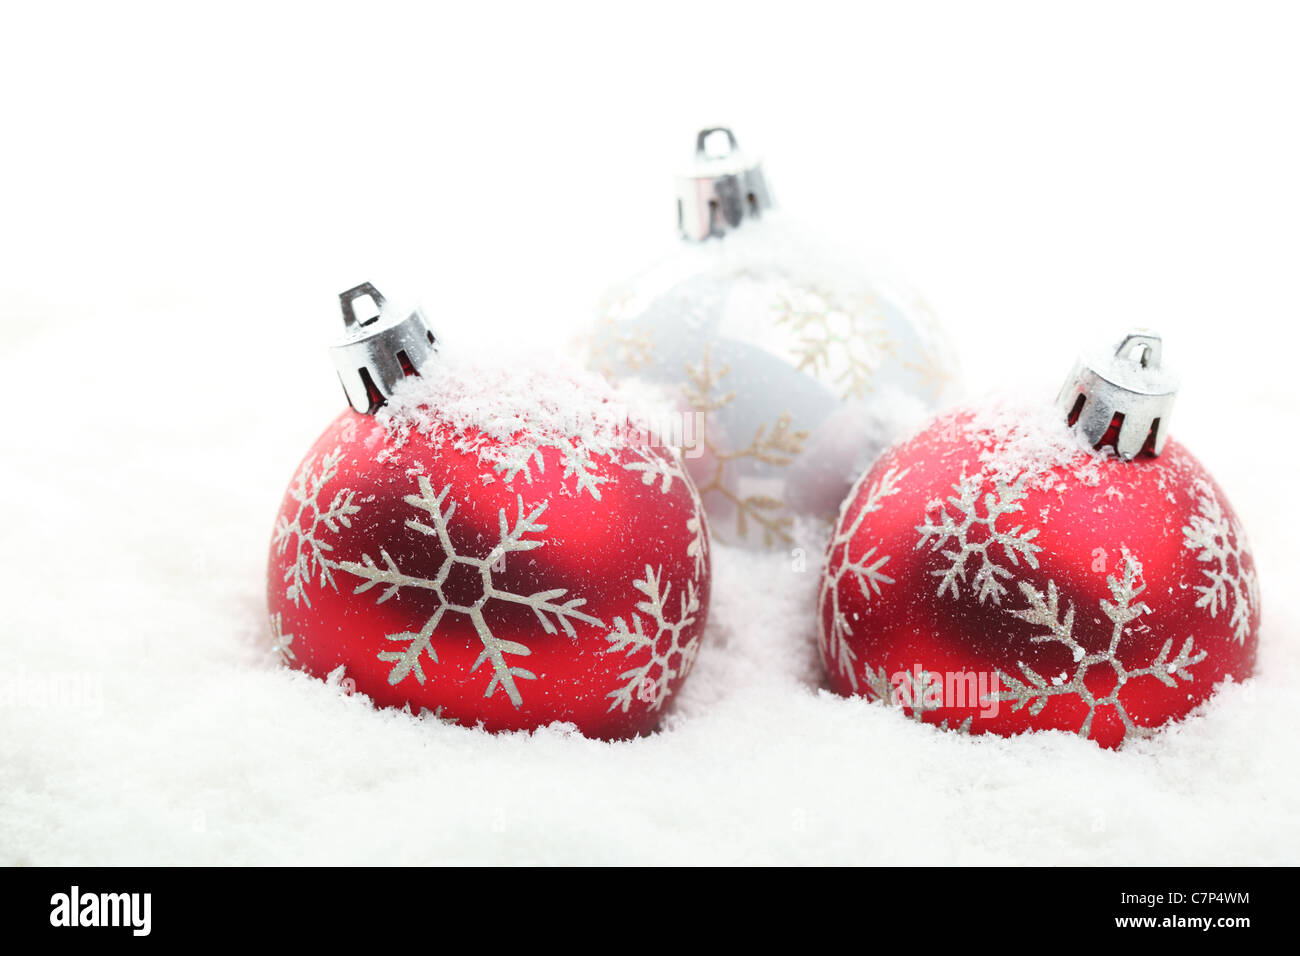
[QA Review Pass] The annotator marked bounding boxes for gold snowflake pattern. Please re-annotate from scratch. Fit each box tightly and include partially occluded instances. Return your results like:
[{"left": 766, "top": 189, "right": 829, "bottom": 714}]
[
  {"left": 774, "top": 285, "right": 897, "bottom": 401},
  {"left": 903, "top": 352, "right": 955, "bottom": 394},
  {"left": 590, "top": 293, "right": 655, "bottom": 379},
  {"left": 683, "top": 344, "right": 808, "bottom": 546}
]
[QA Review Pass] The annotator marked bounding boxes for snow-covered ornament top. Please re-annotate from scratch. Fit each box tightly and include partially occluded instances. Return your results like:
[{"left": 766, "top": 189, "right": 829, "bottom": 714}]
[
  {"left": 588, "top": 126, "right": 960, "bottom": 549},
  {"left": 676, "top": 126, "right": 773, "bottom": 241},
  {"left": 329, "top": 282, "right": 438, "bottom": 414},
  {"left": 1057, "top": 330, "right": 1179, "bottom": 459}
]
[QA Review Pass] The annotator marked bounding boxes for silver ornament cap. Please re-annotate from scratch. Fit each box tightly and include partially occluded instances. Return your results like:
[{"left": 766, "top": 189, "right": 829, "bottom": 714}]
[
  {"left": 676, "top": 126, "right": 773, "bottom": 242},
  {"left": 329, "top": 282, "right": 437, "bottom": 414},
  {"left": 1057, "top": 330, "right": 1179, "bottom": 459}
]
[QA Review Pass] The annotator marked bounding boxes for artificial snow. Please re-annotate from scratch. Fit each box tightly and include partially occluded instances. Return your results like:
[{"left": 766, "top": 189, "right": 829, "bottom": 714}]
[
  {"left": 377, "top": 354, "right": 674, "bottom": 470},
  {"left": 958, "top": 395, "right": 1110, "bottom": 490},
  {"left": 2, "top": 285, "right": 1295, "bottom": 865}
]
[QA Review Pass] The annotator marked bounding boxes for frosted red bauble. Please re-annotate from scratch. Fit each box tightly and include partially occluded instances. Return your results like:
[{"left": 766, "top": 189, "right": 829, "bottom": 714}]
[
  {"left": 267, "top": 386, "right": 710, "bottom": 739},
  {"left": 817, "top": 404, "right": 1260, "bottom": 748}
]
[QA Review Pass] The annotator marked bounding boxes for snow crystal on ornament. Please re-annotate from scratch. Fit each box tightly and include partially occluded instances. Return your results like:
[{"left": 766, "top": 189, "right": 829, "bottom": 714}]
[
  {"left": 374, "top": 354, "right": 680, "bottom": 495},
  {"left": 951, "top": 395, "right": 1111, "bottom": 490}
]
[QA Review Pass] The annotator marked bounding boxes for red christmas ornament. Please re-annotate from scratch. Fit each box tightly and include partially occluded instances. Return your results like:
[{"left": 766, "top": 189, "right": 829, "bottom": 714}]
[
  {"left": 267, "top": 284, "right": 710, "bottom": 739},
  {"left": 817, "top": 332, "right": 1259, "bottom": 748}
]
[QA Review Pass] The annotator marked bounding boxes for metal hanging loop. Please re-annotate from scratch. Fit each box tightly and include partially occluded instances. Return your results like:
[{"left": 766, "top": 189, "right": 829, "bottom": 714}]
[
  {"left": 1056, "top": 329, "right": 1180, "bottom": 459},
  {"left": 328, "top": 282, "right": 438, "bottom": 414},
  {"left": 676, "top": 126, "right": 773, "bottom": 241}
]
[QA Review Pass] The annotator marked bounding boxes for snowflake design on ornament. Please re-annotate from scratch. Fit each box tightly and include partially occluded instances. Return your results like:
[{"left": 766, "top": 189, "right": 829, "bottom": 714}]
[
  {"left": 589, "top": 312, "right": 638, "bottom": 381},
  {"left": 416, "top": 704, "right": 460, "bottom": 725},
  {"left": 590, "top": 293, "right": 656, "bottom": 374},
  {"left": 610, "top": 326, "right": 655, "bottom": 372},
  {"left": 268, "top": 613, "right": 295, "bottom": 663},
  {"left": 683, "top": 344, "right": 808, "bottom": 546},
  {"left": 900, "top": 293, "right": 957, "bottom": 394},
  {"left": 603, "top": 566, "right": 702, "bottom": 713},
  {"left": 997, "top": 551, "right": 1207, "bottom": 743},
  {"left": 774, "top": 285, "right": 896, "bottom": 401},
  {"left": 621, "top": 447, "right": 710, "bottom": 579},
  {"left": 486, "top": 436, "right": 611, "bottom": 501},
  {"left": 861, "top": 664, "right": 895, "bottom": 705},
  {"left": 337, "top": 476, "right": 603, "bottom": 707},
  {"left": 1182, "top": 480, "right": 1259, "bottom": 645},
  {"left": 903, "top": 352, "right": 955, "bottom": 396},
  {"left": 818, "top": 466, "right": 909, "bottom": 689},
  {"left": 272, "top": 446, "right": 360, "bottom": 608},
  {"left": 859, "top": 664, "right": 973, "bottom": 733},
  {"left": 915, "top": 474, "right": 1042, "bottom": 605}
]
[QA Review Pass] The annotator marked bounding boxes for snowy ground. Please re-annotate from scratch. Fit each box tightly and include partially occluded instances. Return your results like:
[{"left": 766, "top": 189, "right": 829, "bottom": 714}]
[{"left": 3, "top": 3, "right": 1299, "bottom": 864}]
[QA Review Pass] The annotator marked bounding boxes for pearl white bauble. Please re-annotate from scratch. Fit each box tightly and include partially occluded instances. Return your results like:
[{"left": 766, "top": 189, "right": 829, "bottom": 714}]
[{"left": 590, "top": 210, "right": 960, "bottom": 548}]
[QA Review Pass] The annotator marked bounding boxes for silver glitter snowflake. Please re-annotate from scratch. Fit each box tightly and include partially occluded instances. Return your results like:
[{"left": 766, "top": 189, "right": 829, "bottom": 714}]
[
  {"left": 488, "top": 436, "right": 610, "bottom": 500},
  {"left": 818, "top": 466, "right": 909, "bottom": 690},
  {"left": 860, "top": 663, "right": 973, "bottom": 733},
  {"left": 997, "top": 551, "right": 1206, "bottom": 743},
  {"left": 1182, "top": 479, "right": 1259, "bottom": 645},
  {"left": 268, "top": 612, "right": 295, "bottom": 663},
  {"left": 272, "top": 446, "right": 360, "bottom": 608},
  {"left": 621, "top": 447, "right": 710, "bottom": 580},
  {"left": 603, "top": 566, "right": 702, "bottom": 713},
  {"left": 915, "top": 473, "right": 1041, "bottom": 605},
  {"left": 337, "top": 476, "right": 604, "bottom": 707}
]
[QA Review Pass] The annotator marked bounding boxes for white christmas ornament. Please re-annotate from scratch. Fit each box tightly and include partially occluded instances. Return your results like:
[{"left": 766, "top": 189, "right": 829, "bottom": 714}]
[{"left": 589, "top": 127, "right": 961, "bottom": 548}]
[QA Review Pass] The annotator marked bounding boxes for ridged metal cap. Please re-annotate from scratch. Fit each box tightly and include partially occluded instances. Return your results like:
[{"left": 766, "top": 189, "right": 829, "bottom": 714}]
[
  {"left": 1057, "top": 330, "right": 1179, "bottom": 459},
  {"left": 328, "top": 282, "right": 437, "bottom": 414},
  {"left": 676, "top": 126, "right": 773, "bottom": 241}
]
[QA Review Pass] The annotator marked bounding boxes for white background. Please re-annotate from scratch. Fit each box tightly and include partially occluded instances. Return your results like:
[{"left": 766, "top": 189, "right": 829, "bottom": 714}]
[{"left": 3, "top": 2, "right": 1297, "bottom": 864}]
